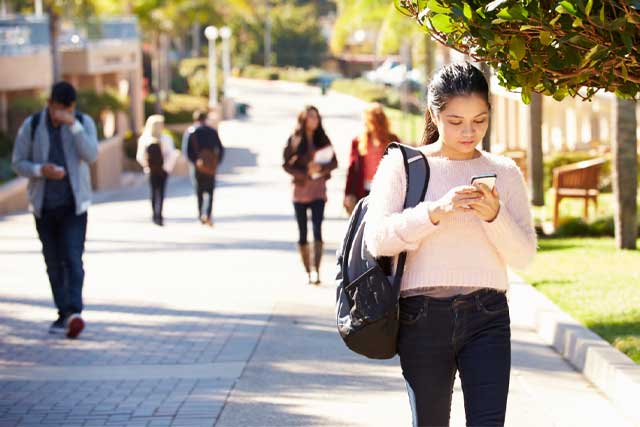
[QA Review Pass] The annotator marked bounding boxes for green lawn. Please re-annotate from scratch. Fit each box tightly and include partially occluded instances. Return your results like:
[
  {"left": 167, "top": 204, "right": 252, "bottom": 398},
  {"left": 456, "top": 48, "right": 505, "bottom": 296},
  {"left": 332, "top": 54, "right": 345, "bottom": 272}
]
[{"left": 519, "top": 237, "right": 640, "bottom": 363}]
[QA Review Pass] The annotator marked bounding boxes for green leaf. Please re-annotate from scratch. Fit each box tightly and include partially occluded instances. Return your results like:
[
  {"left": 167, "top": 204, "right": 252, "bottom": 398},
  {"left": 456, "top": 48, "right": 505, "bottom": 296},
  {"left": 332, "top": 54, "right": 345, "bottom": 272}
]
[
  {"left": 540, "top": 31, "right": 553, "bottom": 46},
  {"left": 581, "top": 44, "right": 610, "bottom": 67},
  {"left": 426, "top": 0, "right": 450, "bottom": 14},
  {"left": 599, "top": 4, "right": 605, "bottom": 23},
  {"left": 585, "top": 0, "right": 594, "bottom": 15},
  {"left": 572, "top": 17, "right": 583, "bottom": 27},
  {"left": 509, "top": 36, "right": 526, "bottom": 61},
  {"left": 521, "top": 89, "right": 531, "bottom": 105},
  {"left": 550, "top": 14, "right": 562, "bottom": 26},
  {"left": 497, "top": 5, "right": 528, "bottom": 20},
  {"left": 621, "top": 63, "right": 629, "bottom": 81},
  {"left": 429, "top": 14, "right": 455, "bottom": 33},
  {"left": 621, "top": 33, "right": 633, "bottom": 53},
  {"left": 556, "top": 1, "right": 577, "bottom": 15},
  {"left": 463, "top": 3, "right": 473, "bottom": 20}
]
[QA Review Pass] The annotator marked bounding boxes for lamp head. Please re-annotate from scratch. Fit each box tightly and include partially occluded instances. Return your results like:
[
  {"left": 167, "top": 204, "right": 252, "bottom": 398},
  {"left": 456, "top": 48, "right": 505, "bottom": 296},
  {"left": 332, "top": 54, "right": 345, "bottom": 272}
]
[{"left": 204, "top": 26, "right": 219, "bottom": 40}]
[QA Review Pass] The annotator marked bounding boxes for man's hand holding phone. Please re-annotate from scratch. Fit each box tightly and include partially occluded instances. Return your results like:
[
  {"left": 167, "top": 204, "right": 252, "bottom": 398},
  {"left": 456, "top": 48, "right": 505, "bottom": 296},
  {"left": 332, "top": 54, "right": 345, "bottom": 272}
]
[{"left": 41, "top": 163, "right": 66, "bottom": 180}]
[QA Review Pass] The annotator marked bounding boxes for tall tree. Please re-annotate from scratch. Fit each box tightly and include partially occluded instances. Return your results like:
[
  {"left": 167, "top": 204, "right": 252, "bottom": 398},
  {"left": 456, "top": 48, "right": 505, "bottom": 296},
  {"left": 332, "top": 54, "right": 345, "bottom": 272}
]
[{"left": 396, "top": 0, "right": 639, "bottom": 248}]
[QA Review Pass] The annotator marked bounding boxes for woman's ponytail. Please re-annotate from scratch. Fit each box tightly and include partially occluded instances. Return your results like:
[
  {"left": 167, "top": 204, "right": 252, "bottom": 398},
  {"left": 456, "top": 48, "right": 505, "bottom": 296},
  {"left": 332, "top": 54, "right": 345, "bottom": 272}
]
[{"left": 421, "top": 108, "right": 439, "bottom": 145}]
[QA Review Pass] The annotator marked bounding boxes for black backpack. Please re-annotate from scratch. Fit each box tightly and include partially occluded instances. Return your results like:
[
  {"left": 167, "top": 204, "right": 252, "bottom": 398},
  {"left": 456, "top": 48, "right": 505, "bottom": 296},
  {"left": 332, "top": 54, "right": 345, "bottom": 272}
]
[
  {"left": 146, "top": 140, "right": 165, "bottom": 176},
  {"left": 335, "top": 143, "right": 430, "bottom": 359}
]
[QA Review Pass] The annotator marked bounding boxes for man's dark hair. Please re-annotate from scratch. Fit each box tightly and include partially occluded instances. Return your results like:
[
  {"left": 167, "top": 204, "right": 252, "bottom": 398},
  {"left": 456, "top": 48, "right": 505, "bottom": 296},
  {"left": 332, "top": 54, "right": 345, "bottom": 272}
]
[
  {"left": 50, "top": 81, "right": 77, "bottom": 107},
  {"left": 193, "top": 110, "right": 208, "bottom": 123}
]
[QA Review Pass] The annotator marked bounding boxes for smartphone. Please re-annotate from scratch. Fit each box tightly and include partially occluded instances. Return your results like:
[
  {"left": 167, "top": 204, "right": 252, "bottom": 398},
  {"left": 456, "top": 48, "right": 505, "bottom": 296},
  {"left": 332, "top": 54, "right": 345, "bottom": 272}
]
[{"left": 471, "top": 173, "right": 497, "bottom": 190}]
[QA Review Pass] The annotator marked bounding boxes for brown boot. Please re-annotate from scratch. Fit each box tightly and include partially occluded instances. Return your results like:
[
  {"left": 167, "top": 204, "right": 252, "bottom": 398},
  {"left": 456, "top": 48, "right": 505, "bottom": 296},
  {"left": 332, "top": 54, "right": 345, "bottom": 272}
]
[
  {"left": 312, "top": 241, "right": 323, "bottom": 285},
  {"left": 298, "top": 243, "right": 312, "bottom": 284}
]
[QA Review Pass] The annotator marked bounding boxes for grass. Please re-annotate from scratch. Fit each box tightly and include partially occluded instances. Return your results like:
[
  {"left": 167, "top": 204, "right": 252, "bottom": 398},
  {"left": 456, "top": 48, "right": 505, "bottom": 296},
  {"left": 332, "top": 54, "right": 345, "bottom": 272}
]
[{"left": 519, "top": 237, "right": 640, "bottom": 364}]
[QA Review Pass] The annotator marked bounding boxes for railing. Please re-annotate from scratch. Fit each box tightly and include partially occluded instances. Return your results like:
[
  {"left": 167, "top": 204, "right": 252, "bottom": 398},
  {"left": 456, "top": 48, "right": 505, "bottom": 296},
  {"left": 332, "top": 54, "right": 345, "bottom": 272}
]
[{"left": 0, "top": 15, "right": 49, "bottom": 56}]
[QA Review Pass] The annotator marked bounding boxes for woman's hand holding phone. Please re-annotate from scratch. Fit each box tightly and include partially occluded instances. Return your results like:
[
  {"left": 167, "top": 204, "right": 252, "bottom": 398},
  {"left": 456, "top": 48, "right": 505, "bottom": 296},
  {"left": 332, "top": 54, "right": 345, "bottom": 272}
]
[
  {"left": 428, "top": 186, "right": 484, "bottom": 225},
  {"left": 468, "top": 182, "right": 500, "bottom": 222}
]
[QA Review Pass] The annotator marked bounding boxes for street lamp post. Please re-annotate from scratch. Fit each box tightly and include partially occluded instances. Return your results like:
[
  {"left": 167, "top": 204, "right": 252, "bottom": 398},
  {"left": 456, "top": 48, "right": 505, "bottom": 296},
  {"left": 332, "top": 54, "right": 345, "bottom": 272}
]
[
  {"left": 219, "top": 27, "right": 232, "bottom": 98},
  {"left": 204, "top": 25, "right": 219, "bottom": 108}
]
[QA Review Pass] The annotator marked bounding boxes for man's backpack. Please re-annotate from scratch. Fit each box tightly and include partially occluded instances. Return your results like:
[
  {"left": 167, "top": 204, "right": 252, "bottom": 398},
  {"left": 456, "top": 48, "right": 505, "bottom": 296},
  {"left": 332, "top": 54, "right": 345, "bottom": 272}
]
[
  {"left": 30, "top": 110, "right": 84, "bottom": 141},
  {"left": 145, "top": 139, "right": 165, "bottom": 176},
  {"left": 191, "top": 131, "right": 219, "bottom": 177},
  {"left": 335, "top": 143, "right": 430, "bottom": 359}
]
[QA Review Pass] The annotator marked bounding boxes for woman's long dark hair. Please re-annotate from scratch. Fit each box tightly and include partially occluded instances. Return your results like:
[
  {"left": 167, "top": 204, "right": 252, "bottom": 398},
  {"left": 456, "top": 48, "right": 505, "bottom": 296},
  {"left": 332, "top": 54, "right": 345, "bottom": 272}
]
[
  {"left": 422, "top": 62, "right": 490, "bottom": 145},
  {"left": 292, "top": 105, "right": 331, "bottom": 154}
]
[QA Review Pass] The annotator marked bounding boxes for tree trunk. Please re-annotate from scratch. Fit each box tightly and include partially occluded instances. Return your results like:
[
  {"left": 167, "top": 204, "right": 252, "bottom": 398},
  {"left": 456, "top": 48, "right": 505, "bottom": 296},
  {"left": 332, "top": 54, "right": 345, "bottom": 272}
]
[
  {"left": 528, "top": 92, "right": 544, "bottom": 206},
  {"left": 481, "top": 62, "right": 492, "bottom": 152},
  {"left": 47, "top": 5, "right": 61, "bottom": 82},
  {"left": 613, "top": 98, "right": 638, "bottom": 250}
]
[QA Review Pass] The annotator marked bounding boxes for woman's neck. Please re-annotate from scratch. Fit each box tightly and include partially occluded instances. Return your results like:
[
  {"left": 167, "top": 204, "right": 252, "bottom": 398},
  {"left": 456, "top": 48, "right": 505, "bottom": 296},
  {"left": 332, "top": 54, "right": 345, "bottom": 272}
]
[{"left": 430, "top": 141, "right": 481, "bottom": 160}]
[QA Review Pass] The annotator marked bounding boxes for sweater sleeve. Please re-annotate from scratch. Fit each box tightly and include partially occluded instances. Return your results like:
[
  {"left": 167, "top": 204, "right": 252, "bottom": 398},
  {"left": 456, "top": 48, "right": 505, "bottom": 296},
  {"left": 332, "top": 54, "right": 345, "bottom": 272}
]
[
  {"left": 364, "top": 149, "right": 438, "bottom": 257},
  {"left": 480, "top": 162, "right": 537, "bottom": 269}
]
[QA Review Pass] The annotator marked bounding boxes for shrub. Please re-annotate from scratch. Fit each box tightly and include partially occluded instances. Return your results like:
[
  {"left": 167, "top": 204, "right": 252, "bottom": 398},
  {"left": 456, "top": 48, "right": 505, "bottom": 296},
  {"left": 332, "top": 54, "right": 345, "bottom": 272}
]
[
  {"left": 0, "top": 157, "right": 14, "bottom": 184},
  {"left": 552, "top": 215, "right": 640, "bottom": 238},
  {"left": 144, "top": 93, "right": 208, "bottom": 125}
]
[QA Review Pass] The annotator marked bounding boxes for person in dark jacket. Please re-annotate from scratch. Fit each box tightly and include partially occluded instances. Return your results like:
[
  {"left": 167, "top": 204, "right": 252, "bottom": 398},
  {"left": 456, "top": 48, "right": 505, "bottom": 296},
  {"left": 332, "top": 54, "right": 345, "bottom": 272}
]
[
  {"left": 283, "top": 105, "right": 337, "bottom": 285},
  {"left": 344, "top": 103, "right": 400, "bottom": 215},
  {"left": 11, "top": 81, "right": 98, "bottom": 338},
  {"left": 187, "top": 111, "right": 225, "bottom": 226}
]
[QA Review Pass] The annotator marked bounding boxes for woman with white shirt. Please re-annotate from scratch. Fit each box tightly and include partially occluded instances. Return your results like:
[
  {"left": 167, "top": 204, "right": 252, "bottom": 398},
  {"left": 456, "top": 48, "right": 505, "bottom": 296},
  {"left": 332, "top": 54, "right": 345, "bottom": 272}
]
[
  {"left": 136, "top": 115, "right": 179, "bottom": 226},
  {"left": 364, "top": 62, "right": 537, "bottom": 426}
]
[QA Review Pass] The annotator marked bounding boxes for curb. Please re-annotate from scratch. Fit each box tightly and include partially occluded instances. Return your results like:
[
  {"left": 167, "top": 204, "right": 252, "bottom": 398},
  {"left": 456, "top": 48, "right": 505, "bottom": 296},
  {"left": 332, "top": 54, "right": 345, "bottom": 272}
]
[{"left": 509, "top": 277, "right": 640, "bottom": 425}]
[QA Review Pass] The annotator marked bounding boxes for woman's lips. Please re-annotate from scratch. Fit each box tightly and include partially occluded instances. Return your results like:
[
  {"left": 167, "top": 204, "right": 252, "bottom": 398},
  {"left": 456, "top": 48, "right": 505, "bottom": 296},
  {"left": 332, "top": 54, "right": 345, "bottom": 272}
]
[{"left": 460, "top": 140, "right": 475, "bottom": 145}]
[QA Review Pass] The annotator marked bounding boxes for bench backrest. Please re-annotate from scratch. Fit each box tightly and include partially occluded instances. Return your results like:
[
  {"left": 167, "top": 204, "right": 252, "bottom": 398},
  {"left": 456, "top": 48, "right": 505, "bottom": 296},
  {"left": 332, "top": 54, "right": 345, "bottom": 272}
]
[{"left": 553, "top": 158, "right": 606, "bottom": 190}]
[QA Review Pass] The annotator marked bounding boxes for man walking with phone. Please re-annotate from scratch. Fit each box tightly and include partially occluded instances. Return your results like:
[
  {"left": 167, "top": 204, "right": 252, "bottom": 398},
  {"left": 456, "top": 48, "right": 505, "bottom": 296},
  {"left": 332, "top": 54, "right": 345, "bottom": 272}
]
[{"left": 12, "top": 81, "right": 98, "bottom": 338}]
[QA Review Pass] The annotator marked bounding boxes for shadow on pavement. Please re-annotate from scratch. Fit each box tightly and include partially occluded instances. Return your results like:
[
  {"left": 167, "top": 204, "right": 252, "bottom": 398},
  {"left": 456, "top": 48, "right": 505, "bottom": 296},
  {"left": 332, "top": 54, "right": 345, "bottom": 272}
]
[{"left": 0, "top": 238, "right": 340, "bottom": 256}]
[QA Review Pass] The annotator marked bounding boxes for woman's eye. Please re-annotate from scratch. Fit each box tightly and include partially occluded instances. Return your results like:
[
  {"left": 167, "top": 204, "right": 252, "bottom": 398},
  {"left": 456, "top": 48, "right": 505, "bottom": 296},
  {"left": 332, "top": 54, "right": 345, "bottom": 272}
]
[
  {"left": 474, "top": 120, "right": 487, "bottom": 124},
  {"left": 449, "top": 122, "right": 462, "bottom": 126}
]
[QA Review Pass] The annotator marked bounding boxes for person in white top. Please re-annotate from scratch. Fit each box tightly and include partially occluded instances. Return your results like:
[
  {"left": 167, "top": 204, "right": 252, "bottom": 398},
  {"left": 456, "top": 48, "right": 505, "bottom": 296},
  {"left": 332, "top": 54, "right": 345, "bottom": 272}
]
[
  {"left": 136, "top": 114, "right": 179, "bottom": 226},
  {"left": 364, "top": 62, "right": 537, "bottom": 427}
]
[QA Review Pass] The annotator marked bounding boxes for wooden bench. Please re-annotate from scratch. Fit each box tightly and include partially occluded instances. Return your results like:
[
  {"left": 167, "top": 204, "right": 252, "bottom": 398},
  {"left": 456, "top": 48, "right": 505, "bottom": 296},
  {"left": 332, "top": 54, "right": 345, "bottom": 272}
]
[{"left": 552, "top": 157, "right": 606, "bottom": 228}]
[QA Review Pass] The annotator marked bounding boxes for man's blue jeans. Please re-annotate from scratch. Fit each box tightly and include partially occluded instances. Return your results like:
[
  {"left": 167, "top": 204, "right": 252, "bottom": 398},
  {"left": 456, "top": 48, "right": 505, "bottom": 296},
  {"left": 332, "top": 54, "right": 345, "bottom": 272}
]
[
  {"left": 398, "top": 289, "right": 511, "bottom": 427},
  {"left": 35, "top": 204, "right": 88, "bottom": 318}
]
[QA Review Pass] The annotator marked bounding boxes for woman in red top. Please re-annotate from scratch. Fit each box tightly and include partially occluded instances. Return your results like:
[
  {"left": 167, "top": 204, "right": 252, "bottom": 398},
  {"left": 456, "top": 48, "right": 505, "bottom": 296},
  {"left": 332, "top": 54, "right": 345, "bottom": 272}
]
[
  {"left": 283, "top": 106, "right": 338, "bottom": 285},
  {"left": 344, "top": 103, "right": 400, "bottom": 214}
]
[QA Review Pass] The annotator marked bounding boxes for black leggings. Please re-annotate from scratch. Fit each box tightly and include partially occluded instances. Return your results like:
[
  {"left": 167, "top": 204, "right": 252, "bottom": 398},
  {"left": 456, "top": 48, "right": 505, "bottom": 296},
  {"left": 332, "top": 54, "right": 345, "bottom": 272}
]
[
  {"left": 196, "top": 174, "right": 215, "bottom": 219},
  {"left": 293, "top": 199, "right": 325, "bottom": 245},
  {"left": 149, "top": 172, "right": 167, "bottom": 219}
]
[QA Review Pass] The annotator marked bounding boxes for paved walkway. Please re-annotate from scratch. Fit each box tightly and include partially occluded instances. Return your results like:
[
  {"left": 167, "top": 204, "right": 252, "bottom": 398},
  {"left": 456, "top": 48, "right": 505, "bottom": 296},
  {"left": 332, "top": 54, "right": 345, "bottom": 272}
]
[{"left": 0, "top": 79, "right": 636, "bottom": 427}]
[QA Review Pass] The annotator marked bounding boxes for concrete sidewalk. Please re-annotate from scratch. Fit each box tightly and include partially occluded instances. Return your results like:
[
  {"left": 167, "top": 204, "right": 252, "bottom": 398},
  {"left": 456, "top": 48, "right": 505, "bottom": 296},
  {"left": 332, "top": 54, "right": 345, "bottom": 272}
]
[{"left": 0, "top": 78, "right": 636, "bottom": 426}]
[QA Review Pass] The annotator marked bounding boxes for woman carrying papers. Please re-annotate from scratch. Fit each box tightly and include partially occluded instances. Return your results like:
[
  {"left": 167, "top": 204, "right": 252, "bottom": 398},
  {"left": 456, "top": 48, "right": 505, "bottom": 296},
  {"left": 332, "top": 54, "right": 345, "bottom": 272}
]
[{"left": 282, "top": 106, "right": 338, "bottom": 285}]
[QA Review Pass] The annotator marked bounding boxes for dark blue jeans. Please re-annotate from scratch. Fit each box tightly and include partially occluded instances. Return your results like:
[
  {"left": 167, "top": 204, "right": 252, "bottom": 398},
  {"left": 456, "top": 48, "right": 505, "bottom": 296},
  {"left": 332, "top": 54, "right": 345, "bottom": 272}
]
[
  {"left": 35, "top": 204, "right": 88, "bottom": 318},
  {"left": 398, "top": 289, "right": 511, "bottom": 427},
  {"left": 293, "top": 199, "right": 325, "bottom": 244}
]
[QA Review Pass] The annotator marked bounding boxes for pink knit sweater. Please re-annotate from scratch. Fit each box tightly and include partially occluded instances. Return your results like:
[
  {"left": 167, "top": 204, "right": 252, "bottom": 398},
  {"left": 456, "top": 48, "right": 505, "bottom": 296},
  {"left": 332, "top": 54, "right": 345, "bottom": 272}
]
[{"left": 364, "top": 148, "right": 537, "bottom": 295}]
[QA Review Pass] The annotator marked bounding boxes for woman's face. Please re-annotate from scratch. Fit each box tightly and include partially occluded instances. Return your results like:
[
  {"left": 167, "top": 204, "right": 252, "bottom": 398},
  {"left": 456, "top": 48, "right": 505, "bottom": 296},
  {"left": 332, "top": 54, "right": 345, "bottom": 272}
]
[
  {"left": 432, "top": 93, "right": 489, "bottom": 155},
  {"left": 305, "top": 109, "right": 320, "bottom": 133}
]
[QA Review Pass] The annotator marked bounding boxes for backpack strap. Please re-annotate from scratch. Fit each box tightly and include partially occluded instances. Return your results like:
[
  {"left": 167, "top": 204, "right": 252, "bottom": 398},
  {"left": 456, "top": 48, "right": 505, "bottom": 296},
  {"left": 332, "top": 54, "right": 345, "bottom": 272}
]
[
  {"left": 384, "top": 143, "right": 430, "bottom": 296},
  {"left": 30, "top": 111, "right": 42, "bottom": 141}
]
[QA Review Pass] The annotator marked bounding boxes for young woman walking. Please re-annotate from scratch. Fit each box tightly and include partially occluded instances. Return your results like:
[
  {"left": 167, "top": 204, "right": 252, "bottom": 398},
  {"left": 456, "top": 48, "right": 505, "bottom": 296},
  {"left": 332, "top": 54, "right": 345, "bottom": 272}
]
[
  {"left": 364, "top": 62, "right": 537, "bottom": 426},
  {"left": 344, "top": 103, "right": 400, "bottom": 215},
  {"left": 136, "top": 115, "right": 178, "bottom": 226},
  {"left": 283, "top": 106, "right": 337, "bottom": 285}
]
